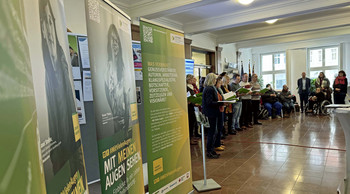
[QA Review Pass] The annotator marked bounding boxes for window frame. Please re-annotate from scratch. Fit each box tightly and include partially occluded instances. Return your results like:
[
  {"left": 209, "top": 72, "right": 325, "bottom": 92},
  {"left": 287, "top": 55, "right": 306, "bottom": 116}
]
[
  {"left": 260, "top": 52, "right": 286, "bottom": 90},
  {"left": 307, "top": 45, "right": 340, "bottom": 81}
]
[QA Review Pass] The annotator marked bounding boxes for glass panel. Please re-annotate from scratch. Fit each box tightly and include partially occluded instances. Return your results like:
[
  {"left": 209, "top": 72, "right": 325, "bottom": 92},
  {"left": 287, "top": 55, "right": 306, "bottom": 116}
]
[
  {"left": 275, "top": 73, "right": 286, "bottom": 90},
  {"left": 310, "top": 49, "right": 322, "bottom": 67},
  {"left": 325, "top": 47, "right": 338, "bottom": 66},
  {"left": 325, "top": 69, "right": 338, "bottom": 86},
  {"left": 262, "top": 55, "right": 273, "bottom": 72},
  {"left": 262, "top": 74, "right": 273, "bottom": 88},
  {"left": 310, "top": 71, "right": 321, "bottom": 80},
  {"left": 274, "top": 53, "right": 286, "bottom": 70}
]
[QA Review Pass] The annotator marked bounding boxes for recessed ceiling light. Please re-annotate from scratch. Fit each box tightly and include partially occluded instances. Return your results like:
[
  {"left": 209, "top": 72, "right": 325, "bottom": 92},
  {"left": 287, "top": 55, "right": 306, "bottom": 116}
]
[
  {"left": 265, "top": 19, "right": 278, "bottom": 24},
  {"left": 238, "top": 0, "right": 255, "bottom": 5}
]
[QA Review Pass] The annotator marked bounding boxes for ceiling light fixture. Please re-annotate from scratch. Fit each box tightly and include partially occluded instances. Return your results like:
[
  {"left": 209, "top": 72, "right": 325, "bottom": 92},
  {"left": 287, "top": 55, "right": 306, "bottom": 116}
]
[
  {"left": 265, "top": 19, "right": 278, "bottom": 24},
  {"left": 238, "top": 0, "right": 255, "bottom": 5}
]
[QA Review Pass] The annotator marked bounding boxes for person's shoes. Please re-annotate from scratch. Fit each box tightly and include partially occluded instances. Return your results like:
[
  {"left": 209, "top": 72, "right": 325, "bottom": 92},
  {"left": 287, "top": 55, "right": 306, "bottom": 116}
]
[
  {"left": 236, "top": 128, "right": 243, "bottom": 131},
  {"left": 212, "top": 151, "right": 220, "bottom": 156},
  {"left": 246, "top": 125, "right": 253, "bottom": 128},
  {"left": 268, "top": 116, "right": 272, "bottom": 119},
  {"left": 276, "top": 115, "right": 282, "bottom": 118},
  {"left": 190, "top": 139, "right": 197, "bottom": 145},
  {"left": 254, "top": 122, "right": 262, "bottom": 125},
  {"left": 207, "top": 152, "right": 220, "bottom": 159},
  {"left": 284, "top": 114, "right": 290, "bottom": 118},
  {"left": 241, "top": 126, "right": 247, "bottom": 130},
  {"left": 229, "top": 130, "right": 237, "bottom": 135},
  {"left": 215, "top": 146, "right": 225, "bottom": 151}
]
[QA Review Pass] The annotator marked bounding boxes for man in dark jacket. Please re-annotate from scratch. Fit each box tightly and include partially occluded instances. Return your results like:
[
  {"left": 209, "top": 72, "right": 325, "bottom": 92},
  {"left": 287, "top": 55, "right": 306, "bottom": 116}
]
[
  {"left": 262, "top": 84, "right": 282, "bottom": 119},
  {"left": 297, "top": 72, "right": 311, "bottom": 113},
  {"left": 280, "top": 84, "right": 294, "bottom": 117}
]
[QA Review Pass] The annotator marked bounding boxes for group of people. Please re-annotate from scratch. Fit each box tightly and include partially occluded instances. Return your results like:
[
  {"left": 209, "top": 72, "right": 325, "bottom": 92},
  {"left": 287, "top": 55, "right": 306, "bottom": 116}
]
[
  {"left": 298, "top": 71, "right": 348, "bottom": 112},
  {"left": 187, "top": 70, "right": 348, "bottom": 159}
]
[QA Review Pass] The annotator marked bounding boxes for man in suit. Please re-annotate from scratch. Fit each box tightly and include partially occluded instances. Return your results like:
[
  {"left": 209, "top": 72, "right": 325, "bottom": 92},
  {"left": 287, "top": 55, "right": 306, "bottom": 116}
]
[{"left": 297, "top": 72, "right": 311, "bottom": 113}]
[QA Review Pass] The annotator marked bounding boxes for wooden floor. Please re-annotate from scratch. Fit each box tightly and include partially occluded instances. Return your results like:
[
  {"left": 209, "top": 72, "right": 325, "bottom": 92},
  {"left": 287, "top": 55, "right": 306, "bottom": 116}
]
[{"left": 191, "top": 113, "right": 346, "bottom": 194}]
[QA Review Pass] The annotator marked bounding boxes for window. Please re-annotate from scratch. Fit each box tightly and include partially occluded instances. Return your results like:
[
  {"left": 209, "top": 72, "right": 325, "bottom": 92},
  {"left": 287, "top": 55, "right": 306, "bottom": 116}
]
[
  {"left": 308, "top": 46, "right": 339, "bottom": 86},
  {"left": 261, "top": 52, "right": 286, "bottom": 90}
]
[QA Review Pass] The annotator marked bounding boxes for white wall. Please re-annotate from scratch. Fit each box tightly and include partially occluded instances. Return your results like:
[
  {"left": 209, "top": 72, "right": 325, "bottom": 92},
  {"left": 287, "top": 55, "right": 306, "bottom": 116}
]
[
  {"left": 288, "top": 49, "right": 307, "bottom": 101},
  {"left": 186, "top": 33, "right": 217, "bottom": 52},
  {"left": 64, "top": 0, "right": 87, "bottom": 35}
]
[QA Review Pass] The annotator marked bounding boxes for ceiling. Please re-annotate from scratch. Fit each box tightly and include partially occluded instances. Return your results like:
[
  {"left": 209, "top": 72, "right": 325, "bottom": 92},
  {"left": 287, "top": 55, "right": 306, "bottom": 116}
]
[{"left": 111, "top": 0, "right": 350, "bottom": 44}]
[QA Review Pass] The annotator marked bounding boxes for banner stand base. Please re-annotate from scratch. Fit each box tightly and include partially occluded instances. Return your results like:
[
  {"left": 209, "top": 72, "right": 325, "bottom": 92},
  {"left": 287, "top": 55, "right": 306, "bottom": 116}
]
[{"left": 193, "top": 179, "right": 221, "bottom": 192}]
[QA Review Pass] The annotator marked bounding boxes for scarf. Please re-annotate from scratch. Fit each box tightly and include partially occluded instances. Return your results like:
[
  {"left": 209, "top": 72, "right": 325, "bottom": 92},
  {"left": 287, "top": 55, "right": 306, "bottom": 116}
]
[
  {"left": 192, "top": 83, "right": 199, "bottom": 94},
  {"left": 187, "top": 84, "right": 194, "bottom": 90},
  {"left": 335, "top": 76, "right": 346, "bottom": 85}
]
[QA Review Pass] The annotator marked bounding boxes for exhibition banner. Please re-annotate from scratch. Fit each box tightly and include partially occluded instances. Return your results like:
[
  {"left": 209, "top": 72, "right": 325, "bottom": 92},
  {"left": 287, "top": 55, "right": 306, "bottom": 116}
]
[
  {"left": 25, "top": 0, "right": 88, "bottom": 193},
  {"left": 85, "top": 0, "right": 144, "bottom": 193},
  {"left": 0, "top": 1, "right": 46, "bottom": 193},
  {"left": 140, "top": 19, "right": 193, "bottom": 194}
]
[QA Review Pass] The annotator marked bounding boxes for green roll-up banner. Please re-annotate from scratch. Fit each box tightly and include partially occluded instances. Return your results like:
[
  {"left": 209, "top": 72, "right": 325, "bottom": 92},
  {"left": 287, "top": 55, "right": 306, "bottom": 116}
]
[
  {"left": 0, "top": 1, "right": 46, "bottom": 193},
  {"left": 140, "top": 19, "right": 193, "bottom": 194},
  {"left": 85, "top": 0, "right": 145, "bottom": 193},
  {"left": 25, "top": 0, "right": 88, "bottom": 193}
]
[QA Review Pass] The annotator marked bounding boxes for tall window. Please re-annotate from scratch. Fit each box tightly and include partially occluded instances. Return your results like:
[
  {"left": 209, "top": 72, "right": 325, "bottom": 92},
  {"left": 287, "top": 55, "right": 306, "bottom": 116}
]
[
  {"left": 261, "top": 52, "right": 286, "bottom": 90},
  {"left": 308, "top": 46, "right": 339, "bottom": 86}
]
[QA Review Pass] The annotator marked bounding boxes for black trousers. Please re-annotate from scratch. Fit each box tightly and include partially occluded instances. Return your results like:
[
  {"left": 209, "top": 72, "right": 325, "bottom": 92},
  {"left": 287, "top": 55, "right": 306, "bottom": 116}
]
[
  {"left": 334, "top": 92, "right": 346, "bottom": 104},
  {"left": 251, "top": 100, "right": 260, "bottom": 123},
  {"left": 240, "top": 99, "right": 252, "bottom": 126},
  {"left": 299, "top": 90, "right": 308, "bottom": 111}
]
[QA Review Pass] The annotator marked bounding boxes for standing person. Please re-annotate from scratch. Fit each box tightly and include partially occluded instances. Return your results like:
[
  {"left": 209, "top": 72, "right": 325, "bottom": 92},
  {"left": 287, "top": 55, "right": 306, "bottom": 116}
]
[
  {"left": 202, "top": 73, "right": 225, "bottom": 159},
  {"left": 333, "top": 70, "right": 348, "bottom": 104},
  {"left": 297, "top": 72, "right": 311, "bottom": 113},
  {"left": 222, "top": 75, "right": 236, "bottom": 135},
  {"left": 240, "top": 73, "right": 253, "bottom": 128},
  {"left": 215, "top": 77, "right": 226, "bottom": 144},
  {"left": 280, "top": 84, "right": 294, "bottom": 117},
  {"left": 199, "top": 77, "right": 206, "bottom": 93},
  {"left": 192, "top": 77, "right": 200, "bottom": 94},
  {"left": 186, "top": 74, "right": 199, "bottom": 145},
  {"left": 262, "top": 84, "right": 282, "bottom": 119},
  {"left": 230, "top": 74, "right": 243, "bottom": 132},
  {"left": 315, "top": 72, "right": 332, "bottom": 103},
  {"left": 250, "top": 74, "right": 262, "bottom": 125}
]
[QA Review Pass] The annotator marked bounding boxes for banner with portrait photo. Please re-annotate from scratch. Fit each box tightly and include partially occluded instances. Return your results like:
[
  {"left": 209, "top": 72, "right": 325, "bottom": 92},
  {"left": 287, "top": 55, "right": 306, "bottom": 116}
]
[
  {"left": 0, "top": 1, "right": 46, "bottom": 193},
  {"left": 85, "top": 0, "right": 144, "bottom": 193},
  {"left": 24, "top": 0, "right": 88, "bottom": 193},
  {"left": 140, "top": 19, "right": 193, "bottom": 194}
]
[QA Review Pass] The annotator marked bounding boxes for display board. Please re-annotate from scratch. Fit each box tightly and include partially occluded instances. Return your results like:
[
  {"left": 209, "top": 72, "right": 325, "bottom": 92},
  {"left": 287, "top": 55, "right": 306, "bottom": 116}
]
[
  {"left": 25, "top": 0, "right": 88, "bottom": 193},
  {"left": 185, "top": 59, "right": 194, "bottom": 75},
  {"left": 85, "top": 0, "right": 144, "bottom": 193},
  {"left": 140, "top": 19, "right": 193, "bottom": 194},
  {"left": 0, "top": 1, "right": 46, "bottom": 193}
]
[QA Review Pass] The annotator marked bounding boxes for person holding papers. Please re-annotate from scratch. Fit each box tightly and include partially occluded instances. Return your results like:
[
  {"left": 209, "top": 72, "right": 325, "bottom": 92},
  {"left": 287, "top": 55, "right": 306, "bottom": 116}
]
[
  {"left": 186, "top": 74, "right": 199, "bottom": 145},
  {"left": 230, "top": 74, "right": 243, "bottom": 131},
  {"left": 239, "top": 73, "right": 253, "bottom": 128},
  {"left": 202, "top": 73, "right": 225, "bottom": 159},
  {"left": 221, "top": 75, "right": 236, "bottom": 135},
  {"left": 250, "top": 74, "right": 262, "bottom": 125}
]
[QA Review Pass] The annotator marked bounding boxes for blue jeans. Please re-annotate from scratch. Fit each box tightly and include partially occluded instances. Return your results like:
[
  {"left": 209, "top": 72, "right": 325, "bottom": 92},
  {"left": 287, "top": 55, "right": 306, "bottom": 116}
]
[
  {"left": 231, "top": 101, "right": 242, "bottom": 129},
  {"left": 264, "top": 102, "right": 282, "bottom": 116},
  {"left": 283, "top": 101, "right": 294, "bottom": 113},
  {"left": 207, "top": 116, "right": 222, "bottom": 153}
]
